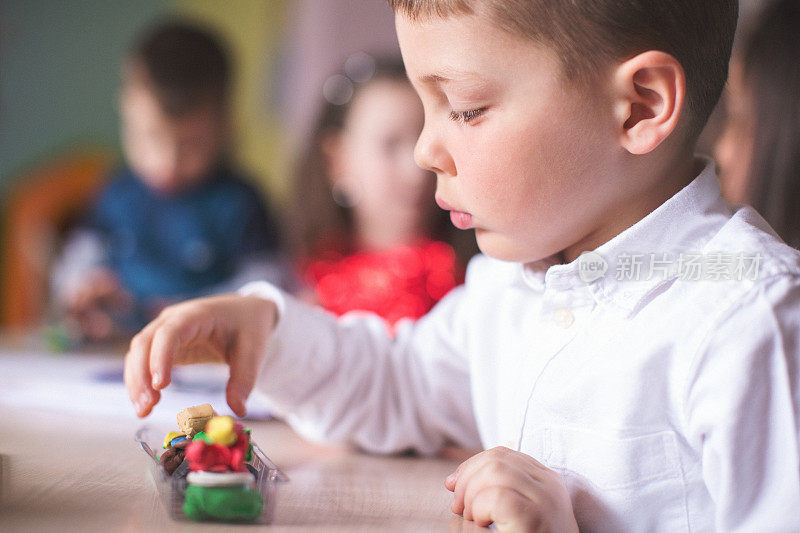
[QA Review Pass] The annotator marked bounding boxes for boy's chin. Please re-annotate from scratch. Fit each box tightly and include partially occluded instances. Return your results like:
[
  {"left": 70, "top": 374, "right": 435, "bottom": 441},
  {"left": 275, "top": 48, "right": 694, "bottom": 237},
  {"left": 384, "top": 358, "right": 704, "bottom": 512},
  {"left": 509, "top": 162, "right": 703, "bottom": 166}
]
[{"left": 475, "top": 229, "right": 555, "bottom": 264}]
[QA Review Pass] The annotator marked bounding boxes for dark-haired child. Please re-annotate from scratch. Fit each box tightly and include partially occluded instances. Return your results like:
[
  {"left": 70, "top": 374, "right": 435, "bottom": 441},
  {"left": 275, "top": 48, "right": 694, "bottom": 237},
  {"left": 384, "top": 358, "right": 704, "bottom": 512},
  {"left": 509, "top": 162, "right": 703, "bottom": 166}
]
[
  {"left": 126, "top": 2, "right": 800, "bottom": 530},
  {"left": 52, "top": 21, "right": 285, "bottom": 340},
  {"left": 715, "top": 0, "right": 800, "bottom": 249},
  {"left": 289, "top": 58, "right": 472, "bottom": 328}
]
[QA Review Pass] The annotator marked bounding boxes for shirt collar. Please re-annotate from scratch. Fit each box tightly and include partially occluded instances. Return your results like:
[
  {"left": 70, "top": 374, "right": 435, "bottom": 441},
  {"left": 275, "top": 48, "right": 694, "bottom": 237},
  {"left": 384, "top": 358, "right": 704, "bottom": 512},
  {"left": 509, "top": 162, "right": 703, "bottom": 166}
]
[{"left": 520, "top": 156, "right": 731, "bottom": 316}]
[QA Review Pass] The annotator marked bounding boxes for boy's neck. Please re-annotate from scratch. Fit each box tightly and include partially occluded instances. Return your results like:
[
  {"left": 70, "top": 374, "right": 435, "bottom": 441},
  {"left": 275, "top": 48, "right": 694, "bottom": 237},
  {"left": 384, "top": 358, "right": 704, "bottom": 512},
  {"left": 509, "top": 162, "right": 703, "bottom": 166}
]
[{"left": 559, "top": 154, "right": 701, "bottom": 264}]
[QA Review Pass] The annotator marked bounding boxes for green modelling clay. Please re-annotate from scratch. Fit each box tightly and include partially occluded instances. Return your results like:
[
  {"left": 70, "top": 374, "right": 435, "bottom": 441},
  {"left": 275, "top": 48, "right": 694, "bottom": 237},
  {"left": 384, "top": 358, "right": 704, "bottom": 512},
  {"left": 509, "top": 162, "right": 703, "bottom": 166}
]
[
  {"left": 192, "top": 431, "right": 214, "bottom": 444},
  {"left": 183, "top": 485, "right": 262, "bottom": 521},
  {"left": 244, "top": 429, "right": 253, "bottom": 462}
]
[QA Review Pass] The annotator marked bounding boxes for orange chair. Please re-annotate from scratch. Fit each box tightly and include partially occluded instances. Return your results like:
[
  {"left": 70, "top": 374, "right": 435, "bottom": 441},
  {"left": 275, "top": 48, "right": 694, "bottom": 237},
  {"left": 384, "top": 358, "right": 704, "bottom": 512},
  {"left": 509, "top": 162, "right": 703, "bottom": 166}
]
[{"left": 0, "top": 149, "right": 116, "bottom": 329}]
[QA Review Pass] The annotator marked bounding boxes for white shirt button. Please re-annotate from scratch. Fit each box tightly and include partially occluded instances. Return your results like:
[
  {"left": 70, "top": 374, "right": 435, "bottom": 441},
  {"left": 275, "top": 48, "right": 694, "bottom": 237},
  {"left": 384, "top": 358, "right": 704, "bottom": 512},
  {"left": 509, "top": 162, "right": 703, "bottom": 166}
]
[{"left": 553, "top": 307, "right": 575, "bottom": 328}]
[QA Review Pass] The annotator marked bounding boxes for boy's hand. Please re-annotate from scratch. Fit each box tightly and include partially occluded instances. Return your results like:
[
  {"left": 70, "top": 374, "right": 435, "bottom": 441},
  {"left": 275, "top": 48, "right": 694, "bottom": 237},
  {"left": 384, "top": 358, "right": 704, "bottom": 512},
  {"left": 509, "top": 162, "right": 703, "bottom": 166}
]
[
  {"left": 445, "top": 446, "right": 578, "bottom": 533},
  {"left": 66, "top": 268, "right": 133, "bottom": 341},
  {"left": 124, "top": 294, "right": 278, "bottom": 418}
]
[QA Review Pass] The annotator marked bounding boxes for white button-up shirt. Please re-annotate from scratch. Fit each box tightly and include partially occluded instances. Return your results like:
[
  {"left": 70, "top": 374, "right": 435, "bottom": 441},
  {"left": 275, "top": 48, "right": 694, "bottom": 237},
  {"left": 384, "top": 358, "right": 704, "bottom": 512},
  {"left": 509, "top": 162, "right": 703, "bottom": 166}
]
[{"left": 242, "top": 158, "right": 800, "bottom": 532}]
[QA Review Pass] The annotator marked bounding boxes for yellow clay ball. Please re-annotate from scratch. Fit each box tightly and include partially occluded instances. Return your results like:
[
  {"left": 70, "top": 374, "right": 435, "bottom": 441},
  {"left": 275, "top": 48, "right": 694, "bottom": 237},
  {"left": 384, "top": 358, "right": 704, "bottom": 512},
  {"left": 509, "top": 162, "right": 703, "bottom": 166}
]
[{"left": 205, "top": 415, "right": 237, "bottom": 446}]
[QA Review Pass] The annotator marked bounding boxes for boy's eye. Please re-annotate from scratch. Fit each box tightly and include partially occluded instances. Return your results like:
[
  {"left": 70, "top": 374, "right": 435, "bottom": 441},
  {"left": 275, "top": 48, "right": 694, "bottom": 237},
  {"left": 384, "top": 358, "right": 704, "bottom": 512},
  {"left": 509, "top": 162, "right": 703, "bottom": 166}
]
[{"left": 449, "top": 107, "right": 486, "bottom": 125}]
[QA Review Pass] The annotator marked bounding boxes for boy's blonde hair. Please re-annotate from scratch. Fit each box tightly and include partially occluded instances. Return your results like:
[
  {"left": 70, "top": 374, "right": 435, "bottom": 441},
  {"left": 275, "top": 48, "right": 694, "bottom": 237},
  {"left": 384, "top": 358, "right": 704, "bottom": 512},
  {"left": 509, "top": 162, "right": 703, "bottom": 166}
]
[{"left": 390, "top": 0, "right": 738, "bottom": 139}]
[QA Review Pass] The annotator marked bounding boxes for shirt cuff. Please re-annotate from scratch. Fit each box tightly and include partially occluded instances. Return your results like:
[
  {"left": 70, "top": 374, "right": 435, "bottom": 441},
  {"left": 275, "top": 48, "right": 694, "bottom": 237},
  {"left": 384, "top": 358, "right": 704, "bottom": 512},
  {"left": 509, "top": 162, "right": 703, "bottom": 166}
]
[
  {"left": 236, "top": 280, "right": 334, "bottom": 409},
  {"left": 237, "top": 280, "right": 286, "bottom": 319}
]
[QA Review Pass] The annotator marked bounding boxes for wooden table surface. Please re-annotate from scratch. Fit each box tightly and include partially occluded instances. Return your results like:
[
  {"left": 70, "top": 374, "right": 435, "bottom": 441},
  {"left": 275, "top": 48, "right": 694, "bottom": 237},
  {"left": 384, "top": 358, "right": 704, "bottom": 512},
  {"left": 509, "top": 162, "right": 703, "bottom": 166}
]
[{"left": 0, "top": 339, "right": 485, "bottom": 532}]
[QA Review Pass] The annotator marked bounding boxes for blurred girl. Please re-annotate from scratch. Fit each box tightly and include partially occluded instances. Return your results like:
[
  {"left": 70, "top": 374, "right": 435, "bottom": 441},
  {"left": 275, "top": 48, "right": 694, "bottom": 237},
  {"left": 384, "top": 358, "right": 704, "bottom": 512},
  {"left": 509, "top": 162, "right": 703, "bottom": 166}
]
[
  {"left": 715, "top": 0, "right": 800, "bottom": 248},
  {"left": 289, "top": 56, "right": 476, "bottom": 328}
]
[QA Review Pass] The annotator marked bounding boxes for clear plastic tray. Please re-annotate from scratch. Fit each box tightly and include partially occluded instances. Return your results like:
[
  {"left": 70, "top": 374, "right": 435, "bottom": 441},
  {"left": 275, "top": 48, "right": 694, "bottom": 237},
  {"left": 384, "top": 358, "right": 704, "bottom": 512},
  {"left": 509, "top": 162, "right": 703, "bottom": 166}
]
[{"left": 135, "top": 426, "right": 288, "bottom": 523}]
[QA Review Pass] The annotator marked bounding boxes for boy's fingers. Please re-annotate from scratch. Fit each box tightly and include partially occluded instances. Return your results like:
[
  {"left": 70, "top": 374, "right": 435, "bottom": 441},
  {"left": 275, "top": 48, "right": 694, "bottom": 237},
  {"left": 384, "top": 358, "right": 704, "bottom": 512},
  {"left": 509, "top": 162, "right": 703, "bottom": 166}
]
[
  {"left": 149, "top": 316, "right": 210, "bottom": 386},
  {"left": 124, "top": 327, "right": 159, "bottom": 417},
  {"left": 451, "top": 447, "right": 539, "bottom": 515},
  {"left": 445, "top": 463, "right": 463, "bottom": 491},
  {"left": 226, "top": 382, "right": 249, "bottom": 418},
  {"left": 148, "top": 321, "right": 188, "bottom": 390},
  {"left": 470, "top": 486, "right": 532, "bottom": 532},
  {"left": 225, "top": 338, "right": 259, "bottom": 417},
  {"left": 450, "top": 456, "right": 485, "bottom": 514},
  {"left": 447, "top": 450, "right": 483, "bottom": 492},
  {"left": 450, "top": 447, "right": 510, "bottom": 506},
  {"left": 460, "top": 461, "right": 536, "bottom": 521}
]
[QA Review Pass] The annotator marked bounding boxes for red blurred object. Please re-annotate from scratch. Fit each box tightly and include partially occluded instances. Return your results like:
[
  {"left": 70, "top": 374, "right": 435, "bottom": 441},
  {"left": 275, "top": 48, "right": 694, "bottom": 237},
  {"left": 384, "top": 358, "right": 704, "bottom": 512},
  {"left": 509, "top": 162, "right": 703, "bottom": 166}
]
[
  {"left": 185, "top": 425, "right": 249, "bottom": 473},
  {"left": 186, "top": 442, "right": 233, "bottom": 473},
  {"left": 300, "top": 239, "right": 464, "bottom": 330}
]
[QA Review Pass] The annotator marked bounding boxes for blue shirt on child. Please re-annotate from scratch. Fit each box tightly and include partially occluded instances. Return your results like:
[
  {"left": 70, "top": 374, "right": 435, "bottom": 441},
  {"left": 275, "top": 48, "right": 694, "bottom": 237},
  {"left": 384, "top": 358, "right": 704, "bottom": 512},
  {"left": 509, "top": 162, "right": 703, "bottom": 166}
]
[{"left": 85, "top": 165, "right": 280, "bottom": 302}]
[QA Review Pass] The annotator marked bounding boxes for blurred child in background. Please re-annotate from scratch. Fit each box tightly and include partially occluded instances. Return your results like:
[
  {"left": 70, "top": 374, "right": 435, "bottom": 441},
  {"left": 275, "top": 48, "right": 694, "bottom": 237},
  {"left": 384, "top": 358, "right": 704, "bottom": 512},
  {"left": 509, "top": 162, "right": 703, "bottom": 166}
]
[
  {"left": 289, "top": 56, "right": 475, "bottom": 329},
  {"left": 715, "top": 0, "right": 800, "bottom": 248},
  {"left": 51, "top": 21, "right": 286, "bottom": 341}
]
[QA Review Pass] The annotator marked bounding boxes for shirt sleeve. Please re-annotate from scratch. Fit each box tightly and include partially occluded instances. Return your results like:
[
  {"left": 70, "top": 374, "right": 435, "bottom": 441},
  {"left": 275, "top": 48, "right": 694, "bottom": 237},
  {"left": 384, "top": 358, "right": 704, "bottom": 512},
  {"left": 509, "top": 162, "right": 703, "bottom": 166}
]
[
  {"left": 50, "top": 228, "right": 109, "bottom": 309},
  {"left": 684, "top": 274, "right": 800, "bottom": 532},
  {"left": 238, "top": 276, "right": 481, "bottom": 456}
]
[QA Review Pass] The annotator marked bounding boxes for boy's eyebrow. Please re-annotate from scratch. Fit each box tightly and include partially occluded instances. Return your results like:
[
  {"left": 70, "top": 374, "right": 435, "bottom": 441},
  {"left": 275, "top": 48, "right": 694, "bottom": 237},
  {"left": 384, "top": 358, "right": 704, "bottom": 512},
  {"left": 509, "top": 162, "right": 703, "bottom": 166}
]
[{"left": 418, "top": 69, "right": 488, "bottom": 86}]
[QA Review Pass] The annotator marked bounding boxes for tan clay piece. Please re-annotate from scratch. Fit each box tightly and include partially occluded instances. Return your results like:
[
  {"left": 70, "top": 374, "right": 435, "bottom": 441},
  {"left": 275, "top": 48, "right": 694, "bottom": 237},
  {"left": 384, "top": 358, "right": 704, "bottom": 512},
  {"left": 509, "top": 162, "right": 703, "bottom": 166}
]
[{"left": 177, "top": 404, "right": 214, "bottom": 437}]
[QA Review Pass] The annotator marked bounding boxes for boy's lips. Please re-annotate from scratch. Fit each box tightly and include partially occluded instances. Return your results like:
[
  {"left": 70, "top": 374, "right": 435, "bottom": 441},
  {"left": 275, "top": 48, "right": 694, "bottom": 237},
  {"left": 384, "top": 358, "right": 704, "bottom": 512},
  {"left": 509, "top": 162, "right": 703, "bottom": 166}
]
[{"left": 436, "top": 196, "right": 474, "bottom": 230}]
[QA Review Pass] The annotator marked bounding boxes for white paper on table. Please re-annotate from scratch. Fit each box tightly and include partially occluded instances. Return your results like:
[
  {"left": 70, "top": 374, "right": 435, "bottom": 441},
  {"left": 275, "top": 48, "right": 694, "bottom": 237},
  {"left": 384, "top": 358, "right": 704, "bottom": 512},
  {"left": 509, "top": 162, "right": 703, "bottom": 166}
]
[{"left": 0, "top": 348, "right": 272, "bottom": 424}]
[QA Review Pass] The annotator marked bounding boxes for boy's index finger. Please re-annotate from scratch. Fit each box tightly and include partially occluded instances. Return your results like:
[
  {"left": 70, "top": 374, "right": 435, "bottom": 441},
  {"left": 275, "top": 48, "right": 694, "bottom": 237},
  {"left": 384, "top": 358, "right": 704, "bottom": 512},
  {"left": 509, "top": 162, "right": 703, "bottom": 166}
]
[
  {"left": 445, "top": 455, "right": 472, "bottom": 491},
  {"left": 148, "top": 320, "right": 190, "bottom": 390},
  {"left": 124, "top": 327, "right": 158, "bottom": 417},
  {"left": 447, "top": 449, "right": 486, "bottom": 493},
  {"left": 225, "top": 336, "right": 260, "bottom": 418}
]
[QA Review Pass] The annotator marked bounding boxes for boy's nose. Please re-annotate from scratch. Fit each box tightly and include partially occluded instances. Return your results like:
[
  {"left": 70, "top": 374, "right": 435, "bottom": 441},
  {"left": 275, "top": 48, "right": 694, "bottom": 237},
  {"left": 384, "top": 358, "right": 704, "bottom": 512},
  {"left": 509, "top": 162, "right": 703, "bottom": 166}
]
[{"left": 414, "top": 123, "right": 454, "bottom": 177}]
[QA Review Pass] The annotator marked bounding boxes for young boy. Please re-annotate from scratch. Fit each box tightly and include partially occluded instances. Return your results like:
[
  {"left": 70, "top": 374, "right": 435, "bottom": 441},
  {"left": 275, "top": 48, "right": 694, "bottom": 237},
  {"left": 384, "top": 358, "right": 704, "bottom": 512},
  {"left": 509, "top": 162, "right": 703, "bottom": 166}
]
[
  {"left": 52, "top": 21, "right": 285, "bottom": 340},
  {"left": 125, "top": 2, "right": 800, "bottom": 531}
]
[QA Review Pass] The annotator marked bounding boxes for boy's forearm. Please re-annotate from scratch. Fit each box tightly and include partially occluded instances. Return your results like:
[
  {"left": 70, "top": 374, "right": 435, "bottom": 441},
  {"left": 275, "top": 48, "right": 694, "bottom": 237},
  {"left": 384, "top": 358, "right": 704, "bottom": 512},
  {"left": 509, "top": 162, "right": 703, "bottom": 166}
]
[{"left": 239, "top": 281, "right": 480, "bottom": 455}]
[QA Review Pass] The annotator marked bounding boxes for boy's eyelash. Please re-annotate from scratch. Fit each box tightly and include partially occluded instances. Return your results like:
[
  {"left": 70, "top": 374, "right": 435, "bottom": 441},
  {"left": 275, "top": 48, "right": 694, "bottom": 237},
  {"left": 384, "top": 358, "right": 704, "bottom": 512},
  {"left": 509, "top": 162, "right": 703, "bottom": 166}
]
[{"left": 449, "top": 107, "right": 486, "bottom": 124}]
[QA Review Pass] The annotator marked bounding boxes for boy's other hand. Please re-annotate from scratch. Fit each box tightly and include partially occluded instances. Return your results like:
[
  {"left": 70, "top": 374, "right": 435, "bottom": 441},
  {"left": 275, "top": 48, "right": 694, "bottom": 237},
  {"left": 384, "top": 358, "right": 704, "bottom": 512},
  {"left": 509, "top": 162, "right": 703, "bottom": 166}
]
[
  {"left": 70, "top": 268, "right": 128, "bottom": 310},
  {"left": 66, "top": 268, "right": 132, "bottom": 341},
  {"left": 445, "top": 446, "right": 578, "bottom": 533},
  {"left": 123, "top": 294, "right": 278, "bottom": 418}
]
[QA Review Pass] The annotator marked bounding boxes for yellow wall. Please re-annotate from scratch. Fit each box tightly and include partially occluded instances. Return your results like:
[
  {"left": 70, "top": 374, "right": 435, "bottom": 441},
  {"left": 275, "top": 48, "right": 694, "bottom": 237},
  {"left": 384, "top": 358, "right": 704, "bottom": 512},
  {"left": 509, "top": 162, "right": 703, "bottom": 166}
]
[{"left": 175, "top": 0, "right": 291, "bottom": 208}]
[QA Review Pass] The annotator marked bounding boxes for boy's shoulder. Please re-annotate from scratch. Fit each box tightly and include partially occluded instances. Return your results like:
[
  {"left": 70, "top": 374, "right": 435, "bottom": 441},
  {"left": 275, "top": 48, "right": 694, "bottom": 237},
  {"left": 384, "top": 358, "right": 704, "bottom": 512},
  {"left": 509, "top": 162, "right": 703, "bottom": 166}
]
[
  {"left": 91, "top": 167, "right": 148, "bottom": 211},
  {"left": 675, "top": 206, "right": 800, "bottom": 402},
  {"left": 702, "top": 204, "right": 800, "bottom": 283},
  {"left": 669, "top": 204, "right": 800, "bottom": 347}
]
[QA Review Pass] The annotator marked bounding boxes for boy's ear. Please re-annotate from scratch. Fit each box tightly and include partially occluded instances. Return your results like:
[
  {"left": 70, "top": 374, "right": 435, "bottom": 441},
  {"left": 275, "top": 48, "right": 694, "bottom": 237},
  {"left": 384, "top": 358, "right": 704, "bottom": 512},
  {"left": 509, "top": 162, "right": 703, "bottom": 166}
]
[{"left": 612, "top": 51, "right": 686, "bottom": 155}]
